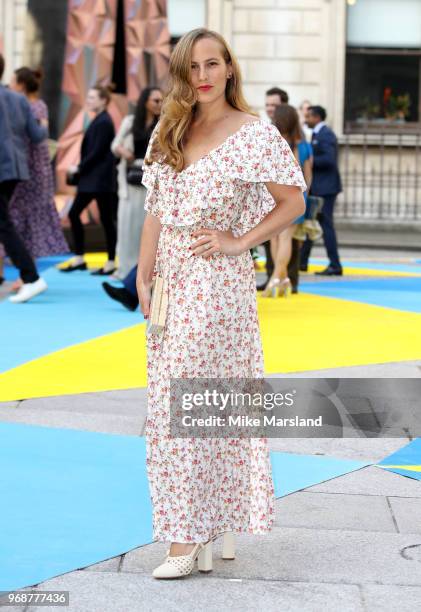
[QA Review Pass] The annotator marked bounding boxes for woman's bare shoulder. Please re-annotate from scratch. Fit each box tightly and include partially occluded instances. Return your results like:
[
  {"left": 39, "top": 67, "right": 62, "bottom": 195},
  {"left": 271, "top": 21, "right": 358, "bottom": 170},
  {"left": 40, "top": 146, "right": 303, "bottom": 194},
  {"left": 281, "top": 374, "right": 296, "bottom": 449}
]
[
  {"left": 233, "top": 111, "right": 261, "bottom": 126},
  {"left": 223, "top": 111, "right": 262, "bottom": 137}
]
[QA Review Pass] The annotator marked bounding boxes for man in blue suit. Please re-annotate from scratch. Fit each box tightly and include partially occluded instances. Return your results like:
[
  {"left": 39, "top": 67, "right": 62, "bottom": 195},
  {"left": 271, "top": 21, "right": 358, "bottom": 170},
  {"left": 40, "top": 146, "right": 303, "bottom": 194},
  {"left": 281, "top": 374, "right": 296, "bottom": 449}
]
[
  {"left": 0, "top": 54, "right": 49, "bottom": 302},
  {"left": 300, "top": 105, "right": 343, "bottom": 275}
]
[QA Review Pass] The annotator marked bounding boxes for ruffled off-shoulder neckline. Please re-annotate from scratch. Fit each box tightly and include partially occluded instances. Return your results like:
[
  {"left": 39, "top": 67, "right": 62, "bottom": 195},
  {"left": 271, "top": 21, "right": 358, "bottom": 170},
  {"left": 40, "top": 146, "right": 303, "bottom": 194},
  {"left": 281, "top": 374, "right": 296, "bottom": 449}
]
[{"left": 177, "top": 118, "right": 266, "bottom": 176}]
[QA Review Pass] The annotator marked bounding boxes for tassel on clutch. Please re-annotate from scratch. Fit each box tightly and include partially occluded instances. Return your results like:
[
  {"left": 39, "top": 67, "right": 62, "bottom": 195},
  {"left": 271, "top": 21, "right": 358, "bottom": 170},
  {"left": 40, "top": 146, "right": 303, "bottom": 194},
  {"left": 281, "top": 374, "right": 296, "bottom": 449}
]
[{"left": 147, "top": 274, "right": 168, "bottom": 334}]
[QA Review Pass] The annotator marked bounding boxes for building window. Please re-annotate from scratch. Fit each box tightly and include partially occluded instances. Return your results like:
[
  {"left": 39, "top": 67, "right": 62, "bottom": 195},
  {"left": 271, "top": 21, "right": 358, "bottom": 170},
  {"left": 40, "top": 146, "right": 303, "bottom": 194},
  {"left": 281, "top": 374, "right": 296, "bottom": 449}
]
[
  {"left": 344, "top": 0, "right": 421, "bottom": 132},
  {"left": 167, "top": 0, "right": 206, "bottom": 47}
]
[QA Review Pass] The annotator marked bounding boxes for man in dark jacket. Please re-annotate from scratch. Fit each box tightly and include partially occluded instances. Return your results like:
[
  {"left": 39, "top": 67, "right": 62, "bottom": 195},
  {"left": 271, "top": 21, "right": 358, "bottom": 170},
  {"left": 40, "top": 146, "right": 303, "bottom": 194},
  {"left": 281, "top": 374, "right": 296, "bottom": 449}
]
[
  {"left": 300, "top": 105, "right": 343, "bottom": 275},
  {"left": 0, "top": 54, "right": 49, "bottom": 302}
]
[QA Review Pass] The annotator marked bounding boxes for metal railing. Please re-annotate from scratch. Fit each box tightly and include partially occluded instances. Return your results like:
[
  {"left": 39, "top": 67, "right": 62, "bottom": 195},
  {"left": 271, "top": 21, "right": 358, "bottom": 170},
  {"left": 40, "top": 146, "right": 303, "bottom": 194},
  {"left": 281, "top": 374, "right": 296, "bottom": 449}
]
[{"left": 336, "top": 129, "right": 421, "bottom": 222}]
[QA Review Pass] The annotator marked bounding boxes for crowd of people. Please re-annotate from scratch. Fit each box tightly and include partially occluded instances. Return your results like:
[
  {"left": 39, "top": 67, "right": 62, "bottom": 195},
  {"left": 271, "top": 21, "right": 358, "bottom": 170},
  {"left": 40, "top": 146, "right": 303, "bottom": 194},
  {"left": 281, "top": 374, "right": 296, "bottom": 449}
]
[
  {"left": 255, "top": 86, "right": 343, "bottom": 297},
  {"left": 0, "top": 50, "right": 342, "bottom": 306}
]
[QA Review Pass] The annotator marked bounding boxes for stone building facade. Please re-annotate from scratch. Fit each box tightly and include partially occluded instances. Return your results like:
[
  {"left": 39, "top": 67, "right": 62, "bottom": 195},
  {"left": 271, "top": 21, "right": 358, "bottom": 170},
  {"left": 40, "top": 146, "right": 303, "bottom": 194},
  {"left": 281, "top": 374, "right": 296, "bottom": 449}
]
[
  {"left": 208, "top": 0, "right": 346, "bottom": 132},
  {"left": 2, "top": 0, "right": 420, "bottom": 223},
  {"left": 211, "top": 0, "right": 421, "bottom": 224},
  {"left": 0, "top": 0, "right": 27, "bottom": 79}
]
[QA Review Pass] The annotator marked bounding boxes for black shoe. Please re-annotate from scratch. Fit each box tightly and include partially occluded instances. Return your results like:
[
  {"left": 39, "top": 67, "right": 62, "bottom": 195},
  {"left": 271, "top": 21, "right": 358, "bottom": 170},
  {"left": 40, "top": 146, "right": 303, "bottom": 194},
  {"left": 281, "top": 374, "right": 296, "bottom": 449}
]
[
  {"left": 102, "top": 282, "right": 138, "bottom": 311},
  {"left": 315, "top": 266, "right": 343, "bottom": 276},
  {"left": 59, "top": 262, "right": 87, "bottom": 272},
  {"left": 256, "top": 279, "right": 270, "bottom": 291},
  {"left": 91, "top": 267, "right": 117, "bottom": 276},
  {"left": 299, "top": 264, "right": 308, "bottom": 272}
]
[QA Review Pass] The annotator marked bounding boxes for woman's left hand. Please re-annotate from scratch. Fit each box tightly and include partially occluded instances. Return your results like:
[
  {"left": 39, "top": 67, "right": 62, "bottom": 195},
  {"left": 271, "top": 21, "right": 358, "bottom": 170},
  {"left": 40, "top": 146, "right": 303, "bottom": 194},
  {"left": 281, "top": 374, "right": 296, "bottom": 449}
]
[{"left": 190, "top": 228, "right": 244, "bottom": 259}]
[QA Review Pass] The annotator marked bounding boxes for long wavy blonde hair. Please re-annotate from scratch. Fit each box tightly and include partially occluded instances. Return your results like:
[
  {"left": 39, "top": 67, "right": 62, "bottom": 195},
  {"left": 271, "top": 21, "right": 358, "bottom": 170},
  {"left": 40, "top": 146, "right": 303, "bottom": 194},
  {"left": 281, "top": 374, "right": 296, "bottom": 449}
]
[{"left": 145, "top": 28, "right": 256, "bottom": 172}]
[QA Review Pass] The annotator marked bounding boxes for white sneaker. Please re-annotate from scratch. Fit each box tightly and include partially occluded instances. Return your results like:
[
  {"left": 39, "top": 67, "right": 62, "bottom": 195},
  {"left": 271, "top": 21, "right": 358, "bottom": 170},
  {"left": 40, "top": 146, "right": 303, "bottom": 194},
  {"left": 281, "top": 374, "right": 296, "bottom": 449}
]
[{"left": 9, "top": 277, "right": 47, "bottom": 303}]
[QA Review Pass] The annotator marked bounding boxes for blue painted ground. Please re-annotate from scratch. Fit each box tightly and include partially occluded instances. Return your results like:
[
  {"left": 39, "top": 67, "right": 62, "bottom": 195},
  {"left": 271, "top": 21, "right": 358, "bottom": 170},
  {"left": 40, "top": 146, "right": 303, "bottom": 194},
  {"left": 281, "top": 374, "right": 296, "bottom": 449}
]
[
  {"left": 377, "top": 438, "right": 421, "bottom": 481},
  {"left": 3, "top": 256, "right": 420, "bottom": 377},
  {"left": 308, "top": 258, "right": 421, "bottom": 274},
  {"left": 2, "top": 255, "right": 69, "bottom": 280},
  {"left": 270, "top": 451, "right": 369, "bottom": 497},
  {"left": 0, "top": 422, "right": 152, "bottom": 592},
  {"left": 301, "top": 276, "right": 421, "bottom": 313},
  {"left": 1, "top": 266, "right": 143, "bottom": 373},
  {"left": 0, "top": 421, "right": 371, "bottom": 591}
]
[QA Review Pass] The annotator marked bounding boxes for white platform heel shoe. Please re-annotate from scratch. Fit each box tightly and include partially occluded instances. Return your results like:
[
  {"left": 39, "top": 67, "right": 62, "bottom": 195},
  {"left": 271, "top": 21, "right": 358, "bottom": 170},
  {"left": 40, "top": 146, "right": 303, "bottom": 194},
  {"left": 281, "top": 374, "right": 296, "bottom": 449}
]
[
  {"left": 152, "top": 532, "right": 236, "bottom": 579},
  {"left": 221, "top": 531, "right": 236, "bottom": 560}
]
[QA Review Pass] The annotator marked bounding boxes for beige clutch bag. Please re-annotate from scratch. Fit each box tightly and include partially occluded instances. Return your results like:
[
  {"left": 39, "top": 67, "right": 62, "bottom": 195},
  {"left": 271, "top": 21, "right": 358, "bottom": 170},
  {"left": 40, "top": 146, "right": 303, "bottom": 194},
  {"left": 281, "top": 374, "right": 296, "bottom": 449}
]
[{"left": 147, "top": 274, "right": 169, "bottom": 334}]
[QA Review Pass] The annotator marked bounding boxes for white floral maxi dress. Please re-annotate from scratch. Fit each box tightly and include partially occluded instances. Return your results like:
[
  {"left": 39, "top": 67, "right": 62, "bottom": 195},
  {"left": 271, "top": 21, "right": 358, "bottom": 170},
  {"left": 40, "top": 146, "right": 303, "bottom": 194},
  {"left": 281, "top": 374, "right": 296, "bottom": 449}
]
[{"left": 141, "top": 119, "right": 307, "bottom": 543}]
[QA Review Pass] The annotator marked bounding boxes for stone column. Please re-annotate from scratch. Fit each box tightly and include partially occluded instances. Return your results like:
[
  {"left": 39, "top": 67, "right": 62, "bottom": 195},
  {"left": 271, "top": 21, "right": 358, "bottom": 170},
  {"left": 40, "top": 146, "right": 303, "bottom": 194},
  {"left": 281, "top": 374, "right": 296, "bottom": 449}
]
[{"left": 0, "top": 0, "right": 28, "bottom": 81}]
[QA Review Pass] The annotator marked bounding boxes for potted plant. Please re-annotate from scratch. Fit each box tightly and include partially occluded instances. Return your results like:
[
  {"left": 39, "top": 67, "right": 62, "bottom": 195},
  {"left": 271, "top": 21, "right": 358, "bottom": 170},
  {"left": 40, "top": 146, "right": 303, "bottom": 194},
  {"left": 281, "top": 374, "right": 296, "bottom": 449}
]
[{"left": 383, "top": 88, "right": 411, "bottom": 121}]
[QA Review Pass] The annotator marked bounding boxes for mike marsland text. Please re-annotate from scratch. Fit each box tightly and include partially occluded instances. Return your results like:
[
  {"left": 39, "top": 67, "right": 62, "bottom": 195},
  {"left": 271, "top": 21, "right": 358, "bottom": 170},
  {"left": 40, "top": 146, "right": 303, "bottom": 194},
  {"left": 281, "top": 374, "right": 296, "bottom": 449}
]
[{"left": 181, "top": 415, "right": 324, "bottom": 427}]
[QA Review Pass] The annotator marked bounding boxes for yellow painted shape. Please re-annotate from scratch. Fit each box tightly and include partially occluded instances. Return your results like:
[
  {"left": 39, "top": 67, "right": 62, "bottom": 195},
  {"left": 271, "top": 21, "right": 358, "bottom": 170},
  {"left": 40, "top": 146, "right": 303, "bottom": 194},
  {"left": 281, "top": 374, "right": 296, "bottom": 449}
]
[
  {"left": 257, "top": 261, "right": 421, "bottom": 277},
  {"left": 57, "top": 252, "right": 111, "bottom": 270},
  {"left": 377, "top": 465, "right": 421, "bottom": 472},
  {"left": 307, "top": 264, "right": 421, "bottom": 278},
  {"left": 1, "top": 293, "right": 421, "bottom": 401},
  {"left": 259, "top": 292, "right": 421, "bottom": 373},
  {"left": 0, "top": 324, "right": 147, "bottom": 401}
]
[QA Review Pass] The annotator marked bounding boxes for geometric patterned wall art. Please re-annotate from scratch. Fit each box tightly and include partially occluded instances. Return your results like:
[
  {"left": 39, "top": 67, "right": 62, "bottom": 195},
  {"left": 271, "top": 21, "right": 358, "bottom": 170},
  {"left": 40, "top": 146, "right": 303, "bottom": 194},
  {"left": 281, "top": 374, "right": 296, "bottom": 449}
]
[
  {"left": 56, "top": 0, "right": 170, "bottom": 195},
  {"left": 124, "top": 0, "right": 170, "bottom": 102},
  {"left": 55, "top": 0, "right": 119, "bottom": 194}
]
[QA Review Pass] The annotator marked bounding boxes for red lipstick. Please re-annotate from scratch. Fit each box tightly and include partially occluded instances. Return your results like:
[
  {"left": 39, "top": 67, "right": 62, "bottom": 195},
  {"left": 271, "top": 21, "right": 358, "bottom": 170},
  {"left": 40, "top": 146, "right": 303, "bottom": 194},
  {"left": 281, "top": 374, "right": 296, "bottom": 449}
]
[{"left": 198, "top": 85, "right": 213, "bottom": 92}]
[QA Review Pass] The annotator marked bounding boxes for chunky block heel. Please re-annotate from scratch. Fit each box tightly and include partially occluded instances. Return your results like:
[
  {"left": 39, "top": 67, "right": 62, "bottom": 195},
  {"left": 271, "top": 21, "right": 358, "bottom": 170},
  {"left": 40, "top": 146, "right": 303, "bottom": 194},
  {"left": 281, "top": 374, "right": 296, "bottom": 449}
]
[
  {"left": 222, "top": 531, "right": 236, "bottom": 560},
  {"left": 197, "top": 541, "right": 213, "bottom": 572}
]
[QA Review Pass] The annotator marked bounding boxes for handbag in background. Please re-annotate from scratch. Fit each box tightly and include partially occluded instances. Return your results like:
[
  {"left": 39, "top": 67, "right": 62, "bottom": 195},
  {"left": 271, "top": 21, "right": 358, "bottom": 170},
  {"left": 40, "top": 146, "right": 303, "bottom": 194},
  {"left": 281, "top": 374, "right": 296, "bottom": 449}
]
[
  {"left": 126, "top": 158, "right": 144, "bottom": 187},
  {"left": 66, "top": 168, "right": 80, "bottom": 186}
]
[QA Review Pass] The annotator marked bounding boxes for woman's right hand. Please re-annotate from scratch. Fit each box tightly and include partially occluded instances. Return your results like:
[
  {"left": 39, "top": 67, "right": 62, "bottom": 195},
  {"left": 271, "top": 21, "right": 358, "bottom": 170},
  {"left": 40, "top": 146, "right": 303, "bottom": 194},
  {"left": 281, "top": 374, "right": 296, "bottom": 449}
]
[{"left": 137, "top": 279, "right": 153, "bottom": 319}]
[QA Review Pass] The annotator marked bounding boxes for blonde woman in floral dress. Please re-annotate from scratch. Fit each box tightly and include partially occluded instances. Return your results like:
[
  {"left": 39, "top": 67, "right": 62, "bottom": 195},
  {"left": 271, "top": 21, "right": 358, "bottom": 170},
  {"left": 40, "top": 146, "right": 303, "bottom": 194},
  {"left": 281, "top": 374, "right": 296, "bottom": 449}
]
[{"left": 137, "top": 28, "right": 306, "bottom": 580}]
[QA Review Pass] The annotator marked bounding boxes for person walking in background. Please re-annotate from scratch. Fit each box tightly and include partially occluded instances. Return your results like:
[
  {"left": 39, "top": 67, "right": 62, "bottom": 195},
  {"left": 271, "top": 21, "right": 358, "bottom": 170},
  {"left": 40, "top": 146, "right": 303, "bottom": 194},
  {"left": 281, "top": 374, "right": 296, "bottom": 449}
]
[
  {"left": 0, "top": 54, "right": 49, "bottom": 303},
  {"left": 0, "top": 67, "right": 69, "bottom": 292},
  {"left": 264, "top": 86, "right": 289, "bottom": 122},
  {"left": 60, "top": 85, "right": 118, "bottom": 275},
  {"left": 257, "top": 86, "right": 289, "bottom": 290},
  {"left": 102, "top": 265, "right": 139, "bottom": 311},
  {"left": 298, "top": 99, "right": 313, "bottom": 142},
  {"left": 300, "top": 105, "right": 343, "bottom": 276},
  {"left": 262, "top": 104, "right": 313, "bottom": 296},
  {"left": 111, "top": 87, "right": 163, "bottom": 279}
]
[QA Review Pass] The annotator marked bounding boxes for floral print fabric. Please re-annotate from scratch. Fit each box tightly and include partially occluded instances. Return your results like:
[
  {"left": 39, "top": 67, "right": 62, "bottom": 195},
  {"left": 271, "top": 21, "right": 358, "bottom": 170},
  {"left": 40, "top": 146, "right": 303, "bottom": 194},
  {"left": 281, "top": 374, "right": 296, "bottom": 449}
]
[
  {"left": 0, "top": 99, "right": 68, "bottom": 259},
  {"left": 141, "top": 119, "right": 306, "bottom": 543}
]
